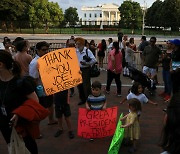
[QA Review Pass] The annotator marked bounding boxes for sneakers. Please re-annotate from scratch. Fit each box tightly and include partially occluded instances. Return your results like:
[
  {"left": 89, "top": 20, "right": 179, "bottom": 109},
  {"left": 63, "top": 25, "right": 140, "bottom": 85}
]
[
  {"left": 105, "top": 90, "right": 110, "bottom": 94},
  {"left": 54, "top": 129, "right": 63, "bottom": 137},
  {"left": 104, "top": 87, "right": 110, "bottom": 94},
  {"left": 68, "top": 131, "right": 74, "bottom": 139},
  {"left": 54, "top": 130, "right": 74, "bottom": 139},
  {"left": 164, "top": 95, "right": 171, "bottom": 102},
  {"left": 117, "top": 93, "right": 122, "bottom": 97},
  {"left": 89, "top": 138, "right": 94, "bottom": 141}
]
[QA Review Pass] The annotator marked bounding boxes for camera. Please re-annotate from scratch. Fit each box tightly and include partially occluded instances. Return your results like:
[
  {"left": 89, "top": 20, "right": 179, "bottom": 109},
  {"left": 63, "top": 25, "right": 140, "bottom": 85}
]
[{"left": 83, "top": 55, "right": 91, "bottom": 62}]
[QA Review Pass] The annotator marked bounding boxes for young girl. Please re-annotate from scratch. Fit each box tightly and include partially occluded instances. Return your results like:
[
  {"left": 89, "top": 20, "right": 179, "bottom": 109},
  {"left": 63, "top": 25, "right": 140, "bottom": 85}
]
[
  {"left": 97, "top": 39, "right": 107, "bottom": 70},
  {"left": 120, "top": 82, "right": 157, "bottom": 106},
  {"left": 120, "top": 98, "right": 141, "bottom": 153}
]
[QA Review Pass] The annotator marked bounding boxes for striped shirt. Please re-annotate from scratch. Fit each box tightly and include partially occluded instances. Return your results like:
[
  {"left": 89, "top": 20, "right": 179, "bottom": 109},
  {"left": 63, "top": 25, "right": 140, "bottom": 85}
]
[{"left": 87, "top": 94, "right": 106, "bottom": 110}]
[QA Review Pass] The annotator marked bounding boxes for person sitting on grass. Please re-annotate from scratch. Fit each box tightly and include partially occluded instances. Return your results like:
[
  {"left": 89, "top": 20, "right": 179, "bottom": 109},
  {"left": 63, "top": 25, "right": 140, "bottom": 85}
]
[{"left": 54, "top": 90, "right": 74, "bottom": 139}]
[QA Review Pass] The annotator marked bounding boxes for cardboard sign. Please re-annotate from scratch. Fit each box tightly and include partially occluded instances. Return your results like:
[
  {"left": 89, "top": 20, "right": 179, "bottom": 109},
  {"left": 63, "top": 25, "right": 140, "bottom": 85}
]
[
  {"left": 108, "top": 113, "right": 125, "bottom": 154},
  {"left": 37, "top": 48, "right": 82, "bottom": 95},
  {"left": 78, "top": 107, "right": 117, "bottom": 139}
]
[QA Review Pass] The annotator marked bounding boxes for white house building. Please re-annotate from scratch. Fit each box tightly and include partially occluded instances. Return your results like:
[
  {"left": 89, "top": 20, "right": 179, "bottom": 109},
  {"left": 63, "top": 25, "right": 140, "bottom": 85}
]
[{"left": 81, "top": 3, "right": 121, "bottom": 26}]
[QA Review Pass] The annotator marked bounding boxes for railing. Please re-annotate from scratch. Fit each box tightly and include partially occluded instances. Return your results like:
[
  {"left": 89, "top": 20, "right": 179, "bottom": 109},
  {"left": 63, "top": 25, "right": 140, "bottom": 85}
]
[
  {"left": 29, "top": 42, "right": 165, "bottom": 69},
  {"left": 29, "top": 42, "right": 143, "bottom": 68},
  {"left": 1, "top": 20, "right": 179, "bottom": 35}
]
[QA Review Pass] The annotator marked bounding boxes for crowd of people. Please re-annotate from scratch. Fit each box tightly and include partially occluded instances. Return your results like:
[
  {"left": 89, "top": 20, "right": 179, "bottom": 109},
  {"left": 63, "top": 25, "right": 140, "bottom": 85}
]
[{"left": 0, "top": 34, "right": 180, "bottom": 154}]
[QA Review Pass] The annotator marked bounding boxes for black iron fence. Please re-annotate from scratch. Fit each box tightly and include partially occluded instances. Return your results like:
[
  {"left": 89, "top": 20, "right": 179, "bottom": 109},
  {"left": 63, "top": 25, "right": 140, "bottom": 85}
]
[{"left": 1, "top": 20, "right": 179, "bottom": 35}]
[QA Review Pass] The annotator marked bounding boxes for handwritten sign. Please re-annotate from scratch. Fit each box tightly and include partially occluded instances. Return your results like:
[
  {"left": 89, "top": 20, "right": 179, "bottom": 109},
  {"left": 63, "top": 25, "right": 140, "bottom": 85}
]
[
  {"left": 78, "top": 107, "right": 117, "bottom": 139},
  {"left": 108, "top": 113, "right": 124, "bottom": 154},
  {"left": 37, "top": 48, "right": 82, "bottom": 95}
]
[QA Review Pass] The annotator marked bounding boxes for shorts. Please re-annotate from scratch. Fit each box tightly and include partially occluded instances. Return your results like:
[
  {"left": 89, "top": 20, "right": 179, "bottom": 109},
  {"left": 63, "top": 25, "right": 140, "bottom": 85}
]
[
  {"left": 54, "top": 90, "right": 70, "bottom": 118},
  {"left": 143, "top": 66, "right": 157, "bottom": 77},
  {"left": 98, "top": 51, "right": 105, "bottom": 57},
  {"left": 39, "top": 95, "right": 53, "bottom": 108},
  {"left": 55, "top": 104, "right": 71, "bottom": 118}
]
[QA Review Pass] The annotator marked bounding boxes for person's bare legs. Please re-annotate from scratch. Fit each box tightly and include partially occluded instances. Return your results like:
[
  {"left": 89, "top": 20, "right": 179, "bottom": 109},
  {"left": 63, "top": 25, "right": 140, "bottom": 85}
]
[
  {"left": 57, "top": 117, "right": 63, "bottom": 130},
  {"left": 54, "top": 117, "right": 63, "bottom": 137},
  {"left": 65, "top": 116, "right": 74, "bottom": 139},
  {"left": 99, "top": 57, "right": 104, "bottom": 69},
  {"left": 65, "top": 117, "right": 72, "bottom": 131},
  {"left": 48, "top": 104, "right": 57, "bottom": 124}
]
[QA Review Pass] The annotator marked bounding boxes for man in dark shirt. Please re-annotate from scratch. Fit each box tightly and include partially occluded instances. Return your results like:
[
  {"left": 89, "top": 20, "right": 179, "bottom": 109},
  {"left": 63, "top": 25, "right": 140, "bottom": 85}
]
[
  {"left": 138, "top": 36, "right": 149, "bottom": 52},
  {"left": 142, "top": 37, "right": 162, "bottom": 80},
  {"left": 138, "top": 36, "right": 149, "bottom": 65}
]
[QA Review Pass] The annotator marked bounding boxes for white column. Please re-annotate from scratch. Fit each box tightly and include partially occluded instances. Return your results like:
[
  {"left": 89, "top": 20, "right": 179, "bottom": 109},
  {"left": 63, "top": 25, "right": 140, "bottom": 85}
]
[
  {"left": 102, "top": 11, "right": 104, "bottom": 21},
  {"left": 109, "top": 11, "right": 111, "bottom": 25},
  {"left": 115, "top": 12, "right": 118, "bottom": 21}
]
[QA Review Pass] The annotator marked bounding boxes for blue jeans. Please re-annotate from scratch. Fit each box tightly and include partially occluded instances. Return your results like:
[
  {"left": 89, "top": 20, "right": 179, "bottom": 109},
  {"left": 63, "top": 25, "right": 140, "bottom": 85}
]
[{"left": 162, "top": 70, "right": 171, "bottom": 95}]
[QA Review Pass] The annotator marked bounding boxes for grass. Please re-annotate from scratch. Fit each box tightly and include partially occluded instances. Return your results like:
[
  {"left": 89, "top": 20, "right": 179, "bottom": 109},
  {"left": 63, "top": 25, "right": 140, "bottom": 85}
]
[{"left": 1, "top": 27, "right": 180, "bottom": 36}]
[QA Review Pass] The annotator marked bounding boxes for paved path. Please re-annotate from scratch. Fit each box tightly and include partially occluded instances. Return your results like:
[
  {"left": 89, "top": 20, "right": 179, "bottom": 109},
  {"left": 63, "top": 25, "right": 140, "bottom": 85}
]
[
  {"left": 0, "top": 69, "right": 167, "bottom": 154},
  {"left": 0, "top": 33, "right": 170, "bottom": 154},
  {"left": 0, "top": 33, "right": 176, "bottom": 43}
]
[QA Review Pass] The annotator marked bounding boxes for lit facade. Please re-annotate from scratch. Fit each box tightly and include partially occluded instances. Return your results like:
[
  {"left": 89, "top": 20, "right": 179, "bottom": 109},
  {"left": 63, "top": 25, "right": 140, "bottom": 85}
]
[{"left": 81, "top": 3, "right": 121, "bottom": 25}]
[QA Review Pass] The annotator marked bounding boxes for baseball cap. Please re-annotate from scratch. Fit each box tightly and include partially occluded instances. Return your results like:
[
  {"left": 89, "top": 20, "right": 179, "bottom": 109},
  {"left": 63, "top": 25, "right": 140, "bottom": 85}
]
[{"left": 168, "top": 39, "right": 180, "bottom": 46}]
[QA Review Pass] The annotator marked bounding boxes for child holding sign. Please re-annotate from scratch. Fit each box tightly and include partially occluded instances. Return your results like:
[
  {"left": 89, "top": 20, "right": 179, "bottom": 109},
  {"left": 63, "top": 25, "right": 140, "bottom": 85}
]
[
  {"left": 86, "top": 81, "right": 107, "bottom": 110},
  {"left": 120, "top": 98, "right": 141, "bottom": 153},
  {"left": 86, "top": 81, "right": 107, "bottom": 141},
  {"left": 54, "top": 90, "right": 74, "bottom": 139}
]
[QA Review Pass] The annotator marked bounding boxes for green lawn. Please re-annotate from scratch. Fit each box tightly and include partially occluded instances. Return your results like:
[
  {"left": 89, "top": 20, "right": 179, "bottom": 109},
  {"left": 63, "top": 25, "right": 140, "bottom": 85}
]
[{"left": 1, "top": 27, "right": 180, "bottom": 36}]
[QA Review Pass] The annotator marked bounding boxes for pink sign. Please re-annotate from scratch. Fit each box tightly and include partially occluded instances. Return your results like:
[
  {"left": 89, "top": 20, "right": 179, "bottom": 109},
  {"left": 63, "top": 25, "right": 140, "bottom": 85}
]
[{"left": 78, "top": 107, "right": 118, "bottom": 138}]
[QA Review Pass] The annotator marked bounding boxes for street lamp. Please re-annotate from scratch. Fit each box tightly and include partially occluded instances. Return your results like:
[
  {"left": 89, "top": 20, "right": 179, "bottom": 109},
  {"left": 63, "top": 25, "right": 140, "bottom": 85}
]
[{"left": 142, "top": 0, "right": 147, "bottom": 35}]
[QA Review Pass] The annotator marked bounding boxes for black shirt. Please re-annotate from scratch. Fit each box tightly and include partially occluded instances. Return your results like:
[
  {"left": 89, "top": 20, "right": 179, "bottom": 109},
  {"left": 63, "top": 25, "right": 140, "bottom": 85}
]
[
  {"left": 162, "top": 52, "right": 171, "bottom": 71},
  {"left": 0, "top": 76, "right": 35, "bottom": 116}
]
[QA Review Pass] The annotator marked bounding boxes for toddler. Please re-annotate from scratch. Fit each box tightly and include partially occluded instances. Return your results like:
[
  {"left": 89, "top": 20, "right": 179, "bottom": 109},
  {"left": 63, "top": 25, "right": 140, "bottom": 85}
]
[{"left": 120, "top": 98, "right": 141, "bottom": 153}]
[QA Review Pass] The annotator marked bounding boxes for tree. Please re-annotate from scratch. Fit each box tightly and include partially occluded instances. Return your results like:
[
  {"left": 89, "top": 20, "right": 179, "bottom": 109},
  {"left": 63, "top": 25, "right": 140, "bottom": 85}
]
[
  {"left": 64, "top": 7, "right": 79, "bottom": 26},
  {"left": 118, "top": 1, "right": 143, "bottom": 31},
  {"left": 0, "top": 0, "right": 30, "bottom": 31},
  {"left": 29, "top": 0, "right": 63, "bottom": 32},
  {"left": 145, "top": 0, "right": 164, "bottom": 28},
  {"left": 160, "top": 0, "right": 180, "bottom": 31},
  {"left": 146, "top": 0, "right": 180, "bottom": 31},
  {"left": 0, "top": 0, "right": 25, "bottom": 20}
]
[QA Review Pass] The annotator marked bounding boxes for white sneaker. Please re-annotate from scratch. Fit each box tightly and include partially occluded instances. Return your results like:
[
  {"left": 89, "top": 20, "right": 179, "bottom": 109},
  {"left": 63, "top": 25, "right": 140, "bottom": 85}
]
[{"left": 117, "top": 93, "right": 122, "bottom": 97}]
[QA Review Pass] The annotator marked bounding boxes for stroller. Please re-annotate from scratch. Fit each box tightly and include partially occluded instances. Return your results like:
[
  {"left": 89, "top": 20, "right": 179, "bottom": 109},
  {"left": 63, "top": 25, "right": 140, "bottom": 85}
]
[{"left": 127, "top": 66, "right": 156, "bottom": 95}]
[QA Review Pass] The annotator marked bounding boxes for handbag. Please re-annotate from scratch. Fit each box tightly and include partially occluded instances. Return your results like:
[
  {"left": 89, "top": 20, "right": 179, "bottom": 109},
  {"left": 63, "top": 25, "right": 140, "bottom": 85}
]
[
  {"left": 85, "top": 49, "right": 100, "bottom": 78},
  {"left": 9, "top": 127, "right": 31, "bottom": 154},
  {"left": 90, "top": 63, "right": 100, "bottom": 78}
]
